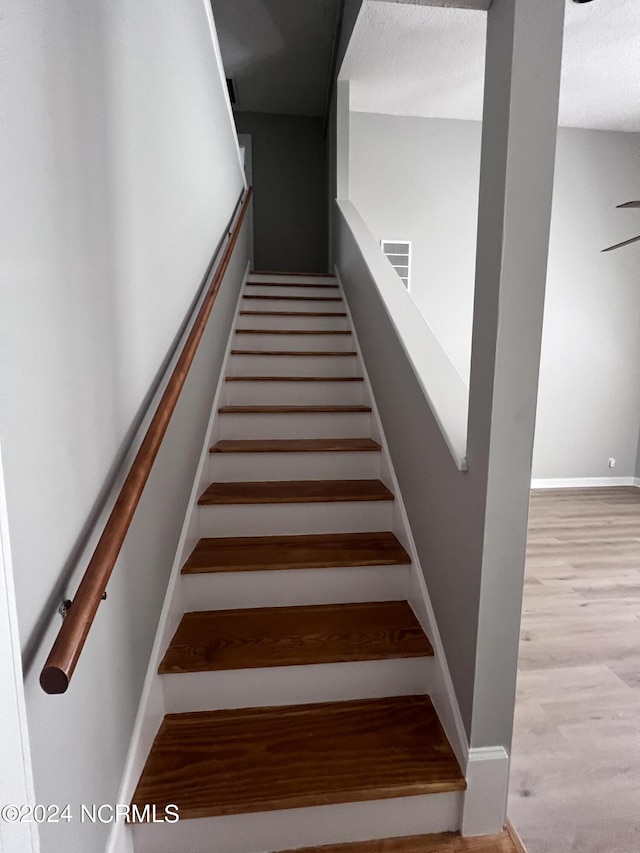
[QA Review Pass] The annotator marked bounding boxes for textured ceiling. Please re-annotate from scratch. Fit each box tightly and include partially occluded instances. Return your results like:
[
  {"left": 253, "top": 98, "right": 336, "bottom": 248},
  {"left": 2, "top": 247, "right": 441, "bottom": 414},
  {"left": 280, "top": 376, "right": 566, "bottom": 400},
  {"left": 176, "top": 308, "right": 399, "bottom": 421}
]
[
  {"left": 341, "top": 0, "right": 640, "bottom": 132},
  {"left": 211, "top": 0, "right": 340, "bottom": 116}
]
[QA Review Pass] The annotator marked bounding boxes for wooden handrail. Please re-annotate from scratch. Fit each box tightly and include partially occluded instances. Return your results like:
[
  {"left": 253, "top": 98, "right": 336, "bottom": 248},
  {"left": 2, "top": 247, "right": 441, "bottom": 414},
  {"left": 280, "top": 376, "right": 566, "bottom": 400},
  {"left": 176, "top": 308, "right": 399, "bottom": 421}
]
[{"left": 40, "top": 187, "right": 253, "bottom": 694}]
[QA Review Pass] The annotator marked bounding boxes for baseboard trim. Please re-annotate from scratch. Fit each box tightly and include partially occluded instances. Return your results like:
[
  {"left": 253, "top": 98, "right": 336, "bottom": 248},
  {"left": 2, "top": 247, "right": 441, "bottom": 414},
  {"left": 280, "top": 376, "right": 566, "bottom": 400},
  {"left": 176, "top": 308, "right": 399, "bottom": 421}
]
[
  {"left": 337, "top": 267, "right": 469, "bottom": 773},
  {"left": 506, "top": 819, "right": 528, "bottom": 853},
  {"left": 105, "top": 260, "right": 251, "bottom": 853},
  {"left": 105, "top": 822, "right": 135, "bottom": 853},
  {"left": 531, "top": 476, "right": 640, "bottom": 489},
  {"left": 460, "top": 746, "right": 510, "bottom": 837}
]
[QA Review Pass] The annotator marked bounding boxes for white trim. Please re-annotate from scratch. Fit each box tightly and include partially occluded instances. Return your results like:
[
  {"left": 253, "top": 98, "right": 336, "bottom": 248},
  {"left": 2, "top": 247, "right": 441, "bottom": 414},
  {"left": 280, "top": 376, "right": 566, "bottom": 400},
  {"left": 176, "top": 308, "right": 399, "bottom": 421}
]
[
  {"left": 236, "top": 133, "right": 252, "bottom": 188},
  {"left": 531, "top": 476, "right": 640, "bottom": 489},
  {"left": 106, "top": 261, "right": 251, "bottom": 853},
  {"left": 461, "top": 746, "right": 510, "bottom": 837},
  {"left": 336, "top": 79, "right": 350, "bottom": 200},
  {"left": 336, "top": 267, "right": 469, "bottom": 772},
  {"left": 0, "top": 443, "right": 40, "bottom": 853}
]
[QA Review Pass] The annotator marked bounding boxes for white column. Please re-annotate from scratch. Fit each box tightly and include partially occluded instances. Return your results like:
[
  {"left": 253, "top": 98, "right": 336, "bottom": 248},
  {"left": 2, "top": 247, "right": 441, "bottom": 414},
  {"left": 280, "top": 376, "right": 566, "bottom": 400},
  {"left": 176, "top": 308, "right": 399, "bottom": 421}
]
[
  {"left": 463, "top": 0, "right": 565, "bottom": 835},
  {"left": 0, "top": 443, "right": 40, "bottom": 853},
  {"left": 336, "top": 79, "right": 351, "bottom": 201}
]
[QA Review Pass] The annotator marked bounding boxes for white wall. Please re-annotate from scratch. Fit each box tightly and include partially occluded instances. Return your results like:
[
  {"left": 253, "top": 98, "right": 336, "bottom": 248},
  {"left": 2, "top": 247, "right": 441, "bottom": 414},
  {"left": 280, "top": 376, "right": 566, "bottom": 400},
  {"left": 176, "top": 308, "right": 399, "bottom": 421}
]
[
  {"left": 537, "top": 129, "right": 640, "bottom": 480},
  {"left": 350, "top": 112, "right": 640, "bottom": 480},
  {"left": 0, "top": 2, "right": 246, "bottom": 851}
]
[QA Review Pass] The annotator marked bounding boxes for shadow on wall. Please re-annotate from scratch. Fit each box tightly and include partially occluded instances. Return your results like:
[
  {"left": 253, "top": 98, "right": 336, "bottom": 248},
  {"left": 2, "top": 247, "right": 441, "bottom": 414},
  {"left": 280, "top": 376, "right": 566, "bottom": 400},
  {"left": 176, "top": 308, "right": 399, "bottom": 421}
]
[{"left": 234, "top": 111, "right": 329, "bottom": 273}]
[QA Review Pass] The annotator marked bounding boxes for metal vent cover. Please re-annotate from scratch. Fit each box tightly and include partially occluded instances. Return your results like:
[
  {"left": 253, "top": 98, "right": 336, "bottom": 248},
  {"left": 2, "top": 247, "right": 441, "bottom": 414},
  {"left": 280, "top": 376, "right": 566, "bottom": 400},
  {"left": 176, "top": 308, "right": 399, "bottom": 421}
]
[{"left": 381, "top": 240, "right": 411, "bottom": 290}]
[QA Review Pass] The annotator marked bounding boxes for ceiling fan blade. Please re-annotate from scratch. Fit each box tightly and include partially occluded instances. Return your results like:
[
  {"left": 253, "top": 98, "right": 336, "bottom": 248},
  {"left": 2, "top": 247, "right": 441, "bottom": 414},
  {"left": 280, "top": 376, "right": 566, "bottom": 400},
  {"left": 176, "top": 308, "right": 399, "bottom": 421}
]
[
  {"left": 616, "top": 201, "right": 640, "bottom": 209},
  {"left": 602, "top": 234, "right": 640, "bottom": 252}
]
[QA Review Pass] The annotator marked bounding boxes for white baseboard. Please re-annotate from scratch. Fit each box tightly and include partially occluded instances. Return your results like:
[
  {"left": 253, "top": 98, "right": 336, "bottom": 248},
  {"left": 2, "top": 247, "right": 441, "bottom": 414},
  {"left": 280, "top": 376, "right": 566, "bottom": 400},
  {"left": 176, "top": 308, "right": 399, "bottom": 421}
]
[
  {"left": 531, "top": 476, "right": 640, "bottom": 489},
  {"left": 337, "top": 268, "right": 470, "bottom": 774},
  {"left": 105, "top": 821, "right": 135, "bottom": 853},
  {"left": 461, "top": 746, "right": 510, "bottom": 837},
  {"left": 105, "top": 261, "right": 251, "bottom": 853}
]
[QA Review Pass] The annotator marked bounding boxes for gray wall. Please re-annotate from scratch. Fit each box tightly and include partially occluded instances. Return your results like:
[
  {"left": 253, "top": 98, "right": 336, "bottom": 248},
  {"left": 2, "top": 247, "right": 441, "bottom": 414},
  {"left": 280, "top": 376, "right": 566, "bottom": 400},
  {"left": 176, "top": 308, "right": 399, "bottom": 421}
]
[
  {"left": 350, "top": 112, "right": 640, "bottom": 480},
  {"left": 234, "top": 112, "right": 329, "bottom": 273},
  {"left": 1, "top": 1, "right": 246, "bottom": 850},
  {"left": 335, "top": 211, "right": 483, "bottom": 737}
]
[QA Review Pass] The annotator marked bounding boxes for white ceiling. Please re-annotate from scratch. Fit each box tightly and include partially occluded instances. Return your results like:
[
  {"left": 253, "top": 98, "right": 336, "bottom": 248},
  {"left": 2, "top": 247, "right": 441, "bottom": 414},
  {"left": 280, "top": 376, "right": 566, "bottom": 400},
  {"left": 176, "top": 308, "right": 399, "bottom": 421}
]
[
  {"left": 341, "top": 0, "right": 640, "bottom": 132},
  {"left": 211, "top": 0, "right": 340, "bottom": 116}
]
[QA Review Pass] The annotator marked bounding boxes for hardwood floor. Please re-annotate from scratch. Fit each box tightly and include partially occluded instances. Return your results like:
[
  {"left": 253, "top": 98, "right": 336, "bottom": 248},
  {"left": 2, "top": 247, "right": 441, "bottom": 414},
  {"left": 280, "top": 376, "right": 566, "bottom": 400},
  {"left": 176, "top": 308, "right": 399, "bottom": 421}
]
[{"left": 509, "top": 487, "right": 640, "bottom": 853}]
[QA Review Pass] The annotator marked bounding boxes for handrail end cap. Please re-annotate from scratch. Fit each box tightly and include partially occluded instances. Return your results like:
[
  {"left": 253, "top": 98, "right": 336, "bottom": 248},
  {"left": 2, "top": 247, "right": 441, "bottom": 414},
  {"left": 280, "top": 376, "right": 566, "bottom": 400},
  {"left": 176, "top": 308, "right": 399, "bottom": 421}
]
[{"left": 40, "top": 667, "right": 69, "bottom": 694}]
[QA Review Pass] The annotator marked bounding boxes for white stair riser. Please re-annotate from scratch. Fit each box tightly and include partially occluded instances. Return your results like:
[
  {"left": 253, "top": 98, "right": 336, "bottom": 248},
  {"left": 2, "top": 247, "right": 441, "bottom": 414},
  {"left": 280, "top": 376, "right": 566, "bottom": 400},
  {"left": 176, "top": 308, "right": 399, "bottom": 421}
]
[
  {"left": 228, "top": 354, "right": 360, "bottom": 378},
  {"left": 209, "top": 450, "right": 381, "bottom": 482},
  {"left": 217, "top": 412, "right": 373, "bottom": 440},
  {"left": 181, "top": 565, "right": 410, "bottom": 611},
  {"left": 247, "top": 274, "right": 337, "bottom": 285},
  {"left": 223, "top": 380, "right": 366, "bottom": 406},
  {"left": 132, "top": 792, "right": 463, "bottom": 853},
  {"left": 242, "top": 298, "right": 345, "bottom": 314},
  {"left": 236, "top": 314, "right": 350, "bottom": 331},
  {"left": 244, "top": 285, "right": 341, "bottom": 298},
  {"left": 162, "top": 658, "right": 434, "bottom": 714},
  {"left": 233, "top": 332, "right": 355, "bottom": 351},
  {"left": 197, "top": 500, "right": 393, "bottom": 537}
]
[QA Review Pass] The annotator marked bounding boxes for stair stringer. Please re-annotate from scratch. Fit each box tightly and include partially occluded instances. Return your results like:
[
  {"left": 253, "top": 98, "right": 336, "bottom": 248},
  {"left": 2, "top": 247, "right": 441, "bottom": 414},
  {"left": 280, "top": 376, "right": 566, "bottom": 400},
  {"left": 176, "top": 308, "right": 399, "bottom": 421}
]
[
  {"left": 337, "top": 269, "right": 511, "bottom": 836},
  {"left": 105, "top": 260, "right": 252, "bottom": 853},
  {"left": 335, "top": 272, "right": 469, "bottom": 769}
]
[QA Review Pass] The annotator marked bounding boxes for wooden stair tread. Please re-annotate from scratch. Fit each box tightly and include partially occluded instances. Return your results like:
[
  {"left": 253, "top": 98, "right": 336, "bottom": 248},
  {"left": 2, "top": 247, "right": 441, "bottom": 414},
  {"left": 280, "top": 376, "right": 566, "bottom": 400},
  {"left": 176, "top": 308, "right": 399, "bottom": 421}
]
[
  {"left": 225, "top": 375, "right": 364, "bottom": 382},
  {"left": 235, "top": 330, "right": 352, "bottom": 335},
  {"left": 158, "top": 601, "right": 433, "bottom": 674},
  {"left": 244, "top": 295, "right": 343, "bottom": 302},
  {"left": 280, "top": 831, "right": 520, "bottom": 853},
  {"left": 210, "top": 438, "right": 381, "bottom": 454},
  {"left": 239, "top": 310, "right": 347, "bottom": 317},
  {"left": 247, "top": 282, "right": 340, "bottom": 289},
  {"left": 230, "top": 350, "right": 358, "bottom": 356},
  {"left": 182, "top": 531, "right": 411, "bottom": 573},
  {"left": 131, "top": 695, "right": 466, "bottom": 819},
  {"left": 218, "top": 405, "right": 372, "bottom": 414},
  {"left": 198, "top": 479, "right": 394, "bottom": 506},
  {"left": 250, "top": 271, "right": 334, "bottom": 276},
  {"left": 251, "top": 270, "right": 334, "bottom": 277}
]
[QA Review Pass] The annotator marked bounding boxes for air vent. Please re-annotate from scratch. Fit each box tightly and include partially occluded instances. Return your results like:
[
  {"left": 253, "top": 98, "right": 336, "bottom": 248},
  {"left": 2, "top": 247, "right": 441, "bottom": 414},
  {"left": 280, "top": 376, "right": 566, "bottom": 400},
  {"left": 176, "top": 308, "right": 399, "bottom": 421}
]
[
  {"left": 226, "top": 78, "right": 236, "bottom": 105},
  {"left": 381, "top": 240, "right": 411, "bottom": 290}
]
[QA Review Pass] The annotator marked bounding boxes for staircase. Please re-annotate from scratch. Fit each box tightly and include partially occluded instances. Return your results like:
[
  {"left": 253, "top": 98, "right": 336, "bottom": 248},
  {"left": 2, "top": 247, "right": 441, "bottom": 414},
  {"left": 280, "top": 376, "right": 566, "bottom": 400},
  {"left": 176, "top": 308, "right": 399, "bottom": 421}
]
[{"left": 130, "top": 272, "right": 466, "bottom": 853}]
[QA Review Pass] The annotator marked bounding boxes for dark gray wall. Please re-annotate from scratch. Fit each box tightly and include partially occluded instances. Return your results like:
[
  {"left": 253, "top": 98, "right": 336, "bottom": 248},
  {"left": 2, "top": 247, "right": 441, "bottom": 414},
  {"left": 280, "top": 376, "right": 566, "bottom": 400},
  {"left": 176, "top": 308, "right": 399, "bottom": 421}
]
[{"left": 234, "top": 112, "right": 329, "bottom": 273}]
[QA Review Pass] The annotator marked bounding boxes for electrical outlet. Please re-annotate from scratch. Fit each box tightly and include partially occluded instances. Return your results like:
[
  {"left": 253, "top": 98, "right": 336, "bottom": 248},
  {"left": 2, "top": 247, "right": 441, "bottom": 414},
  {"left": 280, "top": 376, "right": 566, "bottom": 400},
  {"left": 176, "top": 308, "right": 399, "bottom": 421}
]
[{"left": 608, "top": 457, "right": 616, "bottom": 468}]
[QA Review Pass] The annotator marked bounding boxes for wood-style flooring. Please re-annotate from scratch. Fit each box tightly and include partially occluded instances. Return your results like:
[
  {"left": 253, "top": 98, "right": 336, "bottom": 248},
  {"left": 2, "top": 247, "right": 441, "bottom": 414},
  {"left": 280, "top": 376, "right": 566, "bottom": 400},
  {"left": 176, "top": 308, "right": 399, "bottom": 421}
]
[{"left": 509, "top": 487, "right": 640, "bottom": 853}]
